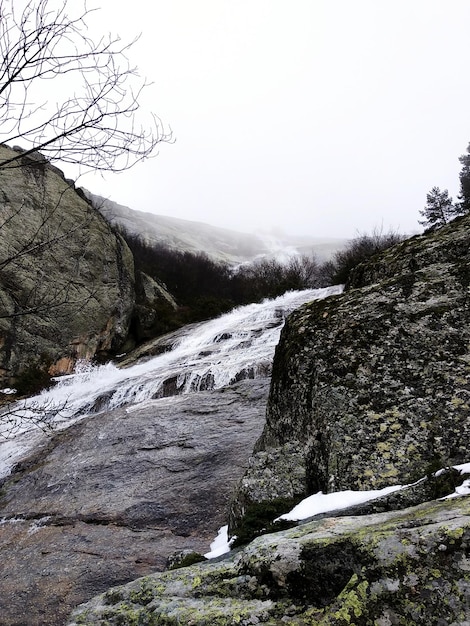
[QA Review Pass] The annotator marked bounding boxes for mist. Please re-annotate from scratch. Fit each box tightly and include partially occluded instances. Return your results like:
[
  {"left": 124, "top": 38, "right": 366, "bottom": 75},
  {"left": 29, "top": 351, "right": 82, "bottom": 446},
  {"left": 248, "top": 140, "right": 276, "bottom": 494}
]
[{"left": 60, "top": 1, "right": 470, "bottom": 239}]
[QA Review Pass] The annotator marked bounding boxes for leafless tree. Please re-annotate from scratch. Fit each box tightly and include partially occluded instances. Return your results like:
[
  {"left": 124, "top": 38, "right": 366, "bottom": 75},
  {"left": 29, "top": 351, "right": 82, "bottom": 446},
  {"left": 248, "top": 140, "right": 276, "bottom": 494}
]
[
  {"left": 0, "top": 0, "right": 171, "bottom": 318},
  {"left": 0, "top": 0, "right": 172, "bottom": 173},
  {"left": 0, "top": 0, "right": 171, "bottom": 317},
  {"left": 283, "top": 254, "right": 321, "bottom": 288}
]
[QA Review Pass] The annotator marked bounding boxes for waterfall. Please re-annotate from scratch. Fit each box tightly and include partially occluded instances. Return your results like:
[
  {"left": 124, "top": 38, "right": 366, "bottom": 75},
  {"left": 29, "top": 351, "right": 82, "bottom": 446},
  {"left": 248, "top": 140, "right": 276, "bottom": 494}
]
[{"left": 0, "top": 285, "right": 342, "bottom": 476}]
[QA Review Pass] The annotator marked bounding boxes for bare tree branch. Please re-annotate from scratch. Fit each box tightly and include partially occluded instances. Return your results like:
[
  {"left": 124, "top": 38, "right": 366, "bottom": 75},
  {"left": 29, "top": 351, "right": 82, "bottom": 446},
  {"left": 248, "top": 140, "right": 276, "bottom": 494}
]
[
  {"left": 0, "top": 1, "right": 169, "bottom": 433},
  {"left": 0, "top": 0, "right": 172, "bottom": 173},
  {"left": 0, "top": 395, "right": 66, "bottom": 439}
]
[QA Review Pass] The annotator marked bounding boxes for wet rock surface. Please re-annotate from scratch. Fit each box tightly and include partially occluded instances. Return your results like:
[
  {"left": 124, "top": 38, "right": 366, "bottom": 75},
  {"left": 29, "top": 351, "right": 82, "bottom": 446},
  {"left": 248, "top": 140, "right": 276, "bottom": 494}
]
[{"left": 0, "top": 379, "right": 268, "bottom": 626}]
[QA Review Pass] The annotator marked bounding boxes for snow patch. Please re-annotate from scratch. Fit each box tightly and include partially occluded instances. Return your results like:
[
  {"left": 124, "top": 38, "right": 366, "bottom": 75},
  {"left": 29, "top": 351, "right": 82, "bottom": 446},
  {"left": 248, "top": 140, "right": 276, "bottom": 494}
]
[
  {"left": 441, "top": 479, "right": 470, "bottom": 500},
  {"left": 435, "top": 462, "right": 470, "bottom": 477},
  {"left": 204, "top": 525, "right": 234, "bottom": 559},
  {"left": 205, "top": 462, "right": 470, "bottom": 559},
  {"left": 276, "top": 485, "right": 404, "bottom": 522}
]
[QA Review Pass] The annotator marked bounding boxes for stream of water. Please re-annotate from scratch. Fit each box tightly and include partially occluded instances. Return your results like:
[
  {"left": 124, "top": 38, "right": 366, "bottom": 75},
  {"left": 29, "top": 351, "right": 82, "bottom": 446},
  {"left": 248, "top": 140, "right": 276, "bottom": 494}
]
[{"left": 0, "top": 285, "right": 342, "bottom": 476}]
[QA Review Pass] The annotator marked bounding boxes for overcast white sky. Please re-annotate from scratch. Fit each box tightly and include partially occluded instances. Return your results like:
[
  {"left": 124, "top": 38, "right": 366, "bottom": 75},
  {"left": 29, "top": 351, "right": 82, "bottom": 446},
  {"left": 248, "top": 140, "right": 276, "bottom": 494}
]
[{"left": 72, "top": 1, "right": 470, "bottom": 238}]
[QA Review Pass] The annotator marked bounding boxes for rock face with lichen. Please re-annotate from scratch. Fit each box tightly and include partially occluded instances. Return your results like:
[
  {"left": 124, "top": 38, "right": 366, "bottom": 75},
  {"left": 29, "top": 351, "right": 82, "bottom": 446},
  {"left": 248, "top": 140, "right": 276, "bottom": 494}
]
[
  {"left": 229, "top": 213, "right": 470, "bottom": 538},
  {"left": 69, "top": 496, "right": 470, "bottom": 625},
  {"left": 0, "top": 144, "right": 135, "bottom": 385}
]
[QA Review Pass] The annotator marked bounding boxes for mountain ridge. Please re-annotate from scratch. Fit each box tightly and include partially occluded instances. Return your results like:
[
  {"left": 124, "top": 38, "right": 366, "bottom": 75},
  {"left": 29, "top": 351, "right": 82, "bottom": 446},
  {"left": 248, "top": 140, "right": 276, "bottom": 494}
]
[{"left": 83, "top": 189, "right": 346, "bottom": 265}]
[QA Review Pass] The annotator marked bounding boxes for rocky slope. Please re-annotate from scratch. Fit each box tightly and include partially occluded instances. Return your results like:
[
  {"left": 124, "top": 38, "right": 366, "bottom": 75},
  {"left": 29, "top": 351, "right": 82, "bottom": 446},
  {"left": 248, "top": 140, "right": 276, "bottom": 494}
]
[
  {"left": 0, "top": 145, "right": 135, "bottom": 385},
  {"left": 0, "top": 379, "right": 268, "bottom": 626},
  {"left": 69, "top": 213, "right": 470, "bottom": 624}
]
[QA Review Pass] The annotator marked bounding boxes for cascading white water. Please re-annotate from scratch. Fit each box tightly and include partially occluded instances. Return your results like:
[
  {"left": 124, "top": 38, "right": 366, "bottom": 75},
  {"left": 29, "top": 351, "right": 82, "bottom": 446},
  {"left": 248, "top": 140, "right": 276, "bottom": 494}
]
[{"left": 0, "top": 285, "right": 342, "bottom": 476}]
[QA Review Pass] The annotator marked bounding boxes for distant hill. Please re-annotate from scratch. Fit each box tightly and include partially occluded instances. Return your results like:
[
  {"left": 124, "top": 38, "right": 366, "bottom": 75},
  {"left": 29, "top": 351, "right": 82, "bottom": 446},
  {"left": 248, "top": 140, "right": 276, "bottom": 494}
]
[{"left": 82, "top": 191, "right": 345, "bottom": 265}]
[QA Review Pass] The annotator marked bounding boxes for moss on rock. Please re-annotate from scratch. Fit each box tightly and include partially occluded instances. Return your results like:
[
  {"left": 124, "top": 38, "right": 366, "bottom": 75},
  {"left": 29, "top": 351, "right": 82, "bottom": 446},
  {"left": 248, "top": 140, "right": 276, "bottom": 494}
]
[{"left": 68, "top": 496, "right": 470, "bottom": 625}]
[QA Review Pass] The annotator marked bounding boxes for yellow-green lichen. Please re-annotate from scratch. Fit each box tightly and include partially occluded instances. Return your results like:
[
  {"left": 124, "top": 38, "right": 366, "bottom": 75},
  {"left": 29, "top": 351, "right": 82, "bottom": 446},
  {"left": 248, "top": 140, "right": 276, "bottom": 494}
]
[
  {"left": 382, "top": 466, "right": 399, "bottom": 479},
  {"left": 191, "top": 575, "right": 202, "bottom": 589},
  {"left": 446, "top": 526, "right": 465, "bottom": 541},
  {"left": 450, "top": 396, "right": 467, "bottom": 408},
  {"left": 331, "top": 575, "right": 369, "bottom": 624}
]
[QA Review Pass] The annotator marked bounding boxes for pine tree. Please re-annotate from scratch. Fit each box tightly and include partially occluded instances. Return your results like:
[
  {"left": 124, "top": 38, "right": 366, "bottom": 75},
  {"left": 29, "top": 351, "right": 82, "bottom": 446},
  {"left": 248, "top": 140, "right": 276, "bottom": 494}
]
[
  {"left": 419, "top": 187, "right": 457, "bottom": 229},
  {"left": 457, "top": 142, "right": 470, "bottom": 213}
]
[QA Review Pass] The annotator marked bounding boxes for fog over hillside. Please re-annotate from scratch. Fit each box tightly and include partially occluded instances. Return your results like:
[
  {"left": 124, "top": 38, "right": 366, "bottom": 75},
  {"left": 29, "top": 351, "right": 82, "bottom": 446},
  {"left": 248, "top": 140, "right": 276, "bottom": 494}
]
[{"left": 83, "top": 190, "right": 345, "bottom": 265}]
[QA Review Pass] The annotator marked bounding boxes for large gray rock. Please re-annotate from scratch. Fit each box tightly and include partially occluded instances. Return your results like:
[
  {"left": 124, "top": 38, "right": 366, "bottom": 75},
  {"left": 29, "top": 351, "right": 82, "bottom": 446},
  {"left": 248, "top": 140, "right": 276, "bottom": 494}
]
[
  {"left": 230, "top": 213, "right": 470, "bottom": 536},
  {"left": 0, "top": 379, "right": 268, "bottom": 626},
  {"left": 130, "top": 270, "right": 179, "bottom": 343},
  {"left": 65, "top": 214, "right": 470, "bottom": 624},
  {"left": 0, "top": 144, "right": 135, "bottom": 385},
  {"left": 69, "top": 494, "right": 470, "bottom": 625}
]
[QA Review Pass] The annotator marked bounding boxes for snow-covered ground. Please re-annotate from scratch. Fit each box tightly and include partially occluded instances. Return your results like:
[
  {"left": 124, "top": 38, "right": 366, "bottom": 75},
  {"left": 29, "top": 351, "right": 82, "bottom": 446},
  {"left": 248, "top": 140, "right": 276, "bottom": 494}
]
[
  {"left": 276, "top": 485, "right": 403, "bottom": 522},
  {"left": 439, "top": 463, "right": 470, "bottom": 500},
  {"left": 204, "top": 526, "right": 233, "bottom": 559}
]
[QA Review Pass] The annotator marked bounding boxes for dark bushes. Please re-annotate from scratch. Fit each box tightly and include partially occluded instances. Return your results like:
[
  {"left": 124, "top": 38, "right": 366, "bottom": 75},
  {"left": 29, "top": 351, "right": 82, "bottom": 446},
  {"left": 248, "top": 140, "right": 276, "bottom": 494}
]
[
  {"left": 232, "top": 255, "right": 321, "bottom": 302},
  {"left": 14, "top": 357, "right": 54, "bottom": 396},
  {"left": 230, "top": 497, "right": 297, "bottom": 547},
  {"left": 121, "top": 230, "right": 323, "bottom": 326},
  {"left": 323, "top": 228, "right": 406, "bottom": 285},
  {"left": 120, "top": 227, "right": 407, "bottom": 345},
  {"left": 122, "top": 233, "right": 234, "bottom": 315}
]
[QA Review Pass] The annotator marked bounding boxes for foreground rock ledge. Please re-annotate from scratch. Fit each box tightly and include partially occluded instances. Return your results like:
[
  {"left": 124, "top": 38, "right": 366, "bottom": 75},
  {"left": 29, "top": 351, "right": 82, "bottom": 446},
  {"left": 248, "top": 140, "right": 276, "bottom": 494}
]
[{"left": 69, "top": 495, "right": 470, "bottom": 625}]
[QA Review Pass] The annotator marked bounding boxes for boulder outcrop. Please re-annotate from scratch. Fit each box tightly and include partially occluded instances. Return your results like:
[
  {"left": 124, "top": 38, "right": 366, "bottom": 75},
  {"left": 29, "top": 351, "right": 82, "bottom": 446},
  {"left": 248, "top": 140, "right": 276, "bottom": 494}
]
[
  {"left": 0, "top": 144, "right": 135, "bottom": 385},
  {"left": 130, "top": 270, "right": 179, "bottom": 343},
  {"left": 230, "top": 214, "right": 470, "bottom": 537},
  {"left": 69, "top": 495, "right": 470, "bottom": 625}
]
